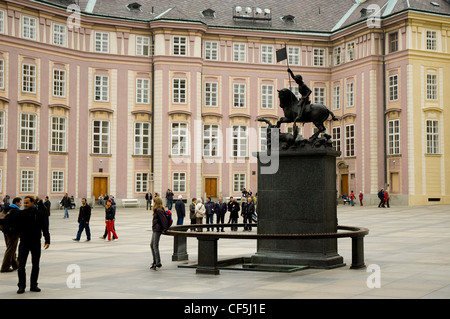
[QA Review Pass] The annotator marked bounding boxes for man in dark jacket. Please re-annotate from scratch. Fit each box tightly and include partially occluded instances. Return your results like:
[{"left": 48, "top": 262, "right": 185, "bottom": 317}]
[
  {"left": 73, "top": 198, "right": 91, "bottom": 241},
  {"left": 0, "top": 197, "right": 22, "bottom": 272},
  {"left": 241, "top": 197, "right": 255, "bottom": 231},
  {"left": 215, "top": 197, "right": 227, "bottom": 232},
  {"left": 14, "top": 196, "right": 50, "bottom": 294},
  {"left": 61, "top": 193, "right": 70, "bottom": 218},
  {"left": 204, "top": 197, "right": 215, "bottom": 231},
  {"left": 175, "top": 195, "right": 185, "bottom": 225}
]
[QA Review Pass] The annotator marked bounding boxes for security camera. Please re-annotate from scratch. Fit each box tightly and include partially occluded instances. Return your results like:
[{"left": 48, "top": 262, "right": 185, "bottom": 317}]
[{"left": 235, "top": 6, "right": 242, "bottom": 14}]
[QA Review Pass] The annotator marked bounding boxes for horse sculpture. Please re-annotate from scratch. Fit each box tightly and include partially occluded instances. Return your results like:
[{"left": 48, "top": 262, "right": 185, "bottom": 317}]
[{"left": 276, "top": 88, "right": 338, "bottom": 141}]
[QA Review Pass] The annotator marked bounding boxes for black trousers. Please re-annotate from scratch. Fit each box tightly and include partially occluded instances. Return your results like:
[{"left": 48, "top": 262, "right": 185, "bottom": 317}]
[
  {"left": 216, "top": 214, "right": 225, "bottom": 231},
  {"left": 18, "top": 240, "right": 41, "bottom": 289},
  {"left": 243, "top": 214, "right": 253, "bottom": 231}
]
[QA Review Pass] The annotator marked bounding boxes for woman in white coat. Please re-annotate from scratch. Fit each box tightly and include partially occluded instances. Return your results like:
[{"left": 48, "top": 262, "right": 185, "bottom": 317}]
[{"left": 195, "top": 199, "right": 205, "bottom": 232}]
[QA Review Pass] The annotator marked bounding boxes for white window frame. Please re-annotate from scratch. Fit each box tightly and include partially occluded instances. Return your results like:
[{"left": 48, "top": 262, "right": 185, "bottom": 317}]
[
  {"left": 0, "top": 59, "right": 4, "bottom": 89},
  {"left": 53, "top": 68, "right": 66, "bottom": 98},
  {"left": 332, "top": 126, "right": 341, "bottom": 154},
  {"left": 203, "top": 124, "right": 220, "bottom": 157},
  {"left": 51, "top": 170, "right": 65, "bottom": 193},
  {"left": 261, "top": 45, "right": 274, "bottom": 64},
  {"left": 333, "top": 86, "right": 341, "bottom": 110},
  {"left": 136, "top": 78, "right": 150, "bottom": 104},
  {"left": 205, "top": 41, "right": 218, "bottom": 60},
  {"left": 134, "top": 122, "right": 151, "bottom": 155},
  {"left": 172, "top": 172, "right": 186, "bottom": 193},
  {"left": 0, "top": 10, "right": 4, "bottom": 34},
  {"left": 389, "top": 75, "right": 398, "bottom": 101},
  {"left": 53, "top": 23, "right": 66, "bottom": 46},
  {"left": 259, "top": 126, "right": 267, "bottom": 152},
  {"left": 233, "top": 83, "right": 246, "bottom": 108},
  {"left": 0, "top": 110, "right": 5, "bottom": 149},
  {"left": 389, "top": 32, "right": 398, "bottom": 53},
  {"left": 204, "top": 82, "right": 218, "bottom": 107},
  {"left": 346, "top": 82, "right": 354, "bottom": 107},
  {"left": 388, "top": 119, "right": 400, "bottom": 155},
  {"left": 261, "top": 84, "right": 274, "bottom": 109},
  {"left": 92, "top": 120, "right": 110, "bottom": 154},
  {"left": 171, "top": 122, "right": 189, "bottom": 156},
  {"left": 20, "top": 169, "right": 34, "bottom": 193},
  {"left": 172, "top": 78, "right": 187, "bottom": 104},
  {"left": 173, "top": 36, "right": 187, "bottom": 56},
  {"left": 233, "top": 43, "right": 246, "bottom": 62},
  {"left": 346, "top": 42, "right": 355, "bottom": 62},
  {"left": 333, "top": 47, "right": 341, "bottom": 66},
  {"left": 426, "top": 74, "right": 437, "bottom": 100},
  {"left": 345, "top": 124, "right": 355, "bottom": 157},
  {"left": 22, "top": 64, "right": 36, "bottom": 94},
  {"left": 426, "top": 120, "right": 439, "bottom": 154},
  {"left": 135, "top": 172, "right": 149, "bottom": 193},
  {"left": 426, "top": 30, "right": 437, "bottom": 51},
  {"left": 313, "top": 48, "right": 325, "bottom": 67},
  {"left": 313, "top": 87, "right": 326, "bottom": 105},
  {"left": 136, "top": 36, "right": 150, "bottom": 56},
  {"left": 232, "top": 125, "right": 247, "bottom": 158},
  {"left": 22, "top": 16, "right": 37, "bottom": 40},
  {"left": 233, "top": 173, "right": 246, "bottom": 193},
  {"left": 51, "top": 116, "right": 67, "bottom": 153},
  {"left": 288, "top": 47, "right": 300, "bottom": 66},
  {"left": 20, "top": 113, "right": 37, "bottom": 151},
  {"left": 94, "top": 75, "right": 109, "bottom": 102},
  {"left": 94, "top": 32, "right": 109, "bottom": 53}
]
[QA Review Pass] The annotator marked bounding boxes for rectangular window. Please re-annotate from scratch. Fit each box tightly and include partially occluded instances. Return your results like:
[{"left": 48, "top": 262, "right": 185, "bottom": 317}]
[
  {"left": 134, "top": 122, "right": 151, "bottom": 155},
  {"left": 426, "top": 74, "right": 437, "bottom": 100},
  {"left": 288, "top": 47, "right": 300, "bottom": 65},
  {"left": 172, "top": 79, "right": 187, "bottom": 104},
  {"left": 0, "top": 111, "right": 5, "bottom": 149},
  {"left": 426, "top": 31, "right": 437, "bottom": 51},
  {"left": 233, "top": 83, "right": 246, "bottom": 108},
  {"left": 94, "top": 32, "right": 109, "bottom": 53},
  {"left": 22, "top": 16, "right": 36, "bottom": 40},
  {"left": 22, "top": 64, "right": 36, "bottom": 93},
  {"left": 389, "top": 75, "right": 398, "bottom": 101},
  {"left": 0, "top": 59, "right": 4, "bottom": 89},
  {"left": 205, "top": 82, "right": 218, "bottom": 107},
  {"left": 346, "top": 82, "right": 354, "bottom": 107},
  {"left": 92, "top": 120, "right": 110, "bottom": 154},
  {"left": 232, "top": 125, "right": 247, "bottom": 158},
  {"left": 52, "top": 170, "right": 64, "bottom": 193},
  {"left": 261, "top": 84, "right": 274, "bottom": 109},
  {"left": 203, "top": 124, "right": 219, "bottom": 157},
  {"left": 53, "top": 69, "right": 66, "bottom": 97},
  {"left": 205, "top": 41, "right": 218, "bottom": 60},
  {"left": 94, "top": 75, "right": 109, "bottom": 102},
  {"left": 20, "top": 113, "right": 37, "bottom": 151},
  {"left": 426, "top": 120, "right": 439, "bottom": 154},
  {"left": 313, "top": 48, "right": 325, "bottom": 66},
  {"left": 53, "top": 23, "right": 66, "bottom": 46},
  {"left": 345, "top": 125, "right": 355, "bottom": 157},
  {"left": 173, "top": 36, "right": 187, "bottom": 56},
  {"left": 314, "top": 87, "right": 325, "bottom": 105},
  {"left": 171, "top": 122, "right": 188, "bottom": 156},
  {"left": 390, "top": 32, "right": 398, "bottom": 53},
  {"left": 136, "top": 36, "right": 150, "bottom": 56},
  {"left": 135, "top": 172, "right": 149, "bottom": 193},
  {"left": 136, "top": 78, "right": 150, "bottom": 104},
  {"left": 233, "top": 43, "right": 246, "bottom": 62},
  {"left": 259, "top": 126, "right": 267, "bottom": 152},
  {"left": 20, "top": 170, "right": 34, "bottom": 193},
  {"left": 332, "top": 126, "right": 341, "bottom": 153},
  {"left": 0, "top": 10, "right": 4, "bottom": 34},
  {"left": 388, "top": 120, "right": 400, "bottom": 155},
  {"left": 173, "top": 172, "right": 186, "bottom": 193},
  {"left": 333, "top": 86, "right": 340, "bottom": 110},
  {"left": 333, "top": 47, "right": 341, "bottom": 66},
  {"left": 233, "top": 173, "right": 246, "bottom": 193},
  {"left": 261, "top": 45, "right": 274, "bottom": 64},
  {"left": 51, "top": 116, "right": 66, "bottom": 152},
  {"left": 346, "top": 42, "right": 355, "bottom": 62}
]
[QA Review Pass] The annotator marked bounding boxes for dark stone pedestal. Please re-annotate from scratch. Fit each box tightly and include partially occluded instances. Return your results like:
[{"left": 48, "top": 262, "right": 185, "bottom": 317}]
[{"left": 252, "top": 144, "right": 344, "bottom": 269}]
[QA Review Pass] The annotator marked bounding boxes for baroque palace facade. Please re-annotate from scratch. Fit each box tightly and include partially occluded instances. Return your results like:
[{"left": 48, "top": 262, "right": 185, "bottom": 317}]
[{"left": 0, "top": 0, "right": 449, "bottom": 206}]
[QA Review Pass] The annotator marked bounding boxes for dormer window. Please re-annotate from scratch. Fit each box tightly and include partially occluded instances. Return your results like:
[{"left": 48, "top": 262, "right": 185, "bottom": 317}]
[
  {"left": 202, "top": 9, "right": 216, "bottom": 18},
  {"left": 127, "top": 2, "right": 142, "bottom": 12},
  {"left": 281, "top": 15, "right": 295, "bottom": 23}
]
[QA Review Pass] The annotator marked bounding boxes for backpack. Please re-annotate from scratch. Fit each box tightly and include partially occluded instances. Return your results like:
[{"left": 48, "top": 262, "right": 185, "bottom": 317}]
[{"left": 165, "top": 210, "right": 173, "bottom": 227}]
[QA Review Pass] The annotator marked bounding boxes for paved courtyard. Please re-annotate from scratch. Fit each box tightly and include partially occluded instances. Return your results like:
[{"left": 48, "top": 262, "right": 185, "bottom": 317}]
[{"left": 1, "top": 203, "right": 449, "bottom": 300}]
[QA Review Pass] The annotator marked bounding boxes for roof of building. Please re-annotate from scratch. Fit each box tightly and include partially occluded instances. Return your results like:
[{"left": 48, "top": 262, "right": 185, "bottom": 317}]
[{"left": 33, "top": 0, "right": 450, "bottom": 33}]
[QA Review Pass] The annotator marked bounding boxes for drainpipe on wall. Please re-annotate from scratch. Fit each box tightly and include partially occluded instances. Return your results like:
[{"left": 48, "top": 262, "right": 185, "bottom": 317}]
[
  {"left": 382, "top": 29, "right": 388, "bottom": 190},
  {"left": 150, "top": 29, "right": 155, "bottom": 194}
]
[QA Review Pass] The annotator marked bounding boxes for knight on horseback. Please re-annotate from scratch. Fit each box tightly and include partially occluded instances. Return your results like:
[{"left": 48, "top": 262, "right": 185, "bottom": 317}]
[{"left": 287, "top": 68, "right": 311, "bottom": 123}]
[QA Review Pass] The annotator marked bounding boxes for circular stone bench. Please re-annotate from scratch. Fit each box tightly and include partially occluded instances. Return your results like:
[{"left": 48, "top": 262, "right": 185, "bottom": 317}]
[{"left": 165, "top": 223, "right": 369, "bottom": 275}]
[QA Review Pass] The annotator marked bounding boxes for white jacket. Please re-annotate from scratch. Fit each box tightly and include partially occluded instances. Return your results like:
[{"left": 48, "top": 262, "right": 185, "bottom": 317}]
[{"left": 195, "top": 202, "right": 205, "bottom": 218}]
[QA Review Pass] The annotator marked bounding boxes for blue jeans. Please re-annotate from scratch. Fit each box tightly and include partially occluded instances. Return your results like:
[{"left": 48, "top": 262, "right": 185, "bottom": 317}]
[
  {"left": 150, "top": 231, "right": 162, "bottom": 266},
  {"left": 167, "top": 200, "right": 173, "bottom": 210},
  {"left": 64, "top": 207, "right": 69, "bottom": 218},
  {"left": 76, "top": 220, "right": 91, "bottom": 240},
  {"left": 206, "top": 214, "right": 214, "bottom": 231}
]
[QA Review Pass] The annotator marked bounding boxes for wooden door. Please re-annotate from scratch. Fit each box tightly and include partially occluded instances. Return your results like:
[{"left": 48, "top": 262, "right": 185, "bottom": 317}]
[
  {"left": 93, "top": 177, "right": 108, "bottom": 199},
  {"left": 205, "top": 178, "right": 217, "bottom": 198},
  {"left": 341, "top": 174, "right": 349, "bottom": 196},
  {"left": 390, "top": 172, "right": 399, "bottom": 194}
]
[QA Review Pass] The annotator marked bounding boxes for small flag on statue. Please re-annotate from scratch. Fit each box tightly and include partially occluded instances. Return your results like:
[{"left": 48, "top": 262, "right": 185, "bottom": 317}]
[{"left": 276, "top": 47, "right": 287, "bottom": 63}]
